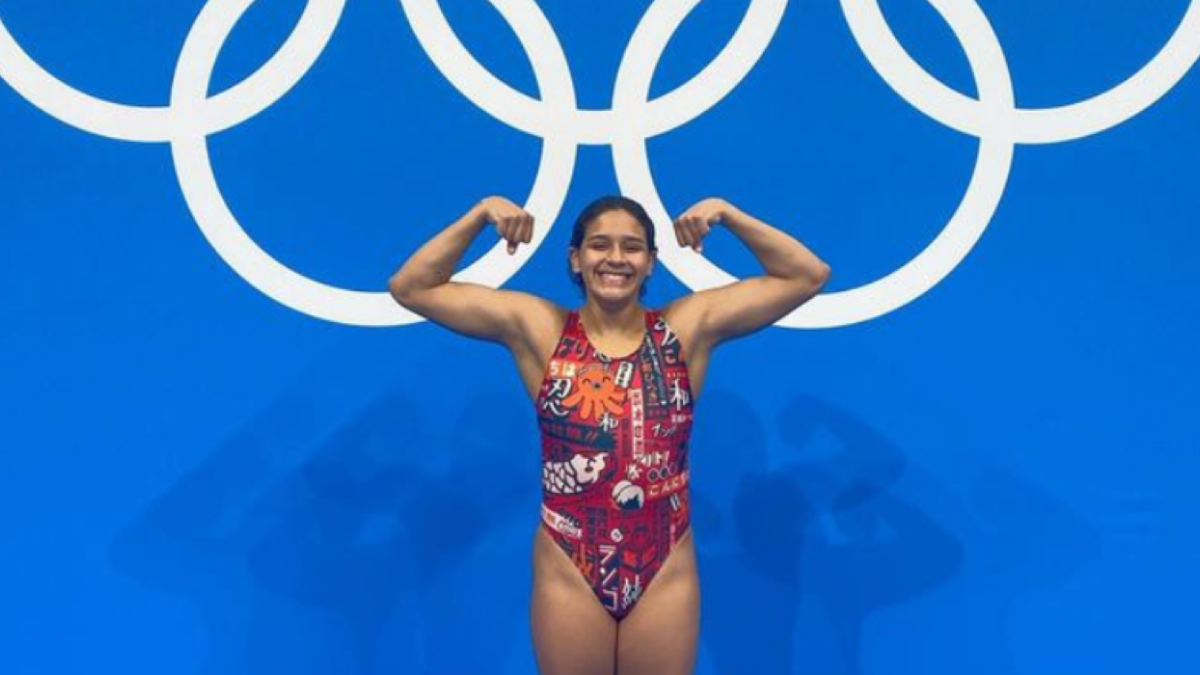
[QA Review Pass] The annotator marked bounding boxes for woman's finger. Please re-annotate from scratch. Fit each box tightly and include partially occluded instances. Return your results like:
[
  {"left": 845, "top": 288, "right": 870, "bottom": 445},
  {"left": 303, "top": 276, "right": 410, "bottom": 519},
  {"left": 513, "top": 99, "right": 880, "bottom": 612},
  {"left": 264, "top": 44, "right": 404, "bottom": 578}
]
[
  {"left": 506, "top": 218, "right": 518, "bottom": 254},
  {"left": 500, "top": 217, "right": 518, "bottom": 254},
  {"left": 687, "top": 220, "right": 706, "bottom": 253},
  {"left": 675, "top": 221, "right": 693, "bottom": 248}
]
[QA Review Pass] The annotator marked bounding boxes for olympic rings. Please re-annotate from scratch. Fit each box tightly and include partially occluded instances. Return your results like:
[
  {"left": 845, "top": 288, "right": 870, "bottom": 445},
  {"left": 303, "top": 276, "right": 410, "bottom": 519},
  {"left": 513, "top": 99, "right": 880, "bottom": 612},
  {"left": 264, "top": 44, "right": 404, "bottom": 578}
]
[
  {"left": 647, "top": 465, "right": 678, "bottom": 483},
  {"left": 0, "top": 0, "right": 1196, "bottom": 327}
]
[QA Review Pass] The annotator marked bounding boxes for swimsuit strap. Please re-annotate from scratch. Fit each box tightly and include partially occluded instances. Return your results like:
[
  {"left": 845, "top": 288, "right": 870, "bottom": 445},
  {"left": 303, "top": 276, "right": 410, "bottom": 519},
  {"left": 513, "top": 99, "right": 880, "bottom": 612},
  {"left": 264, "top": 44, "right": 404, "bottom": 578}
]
[
  {"left": 565, "top": 309, "right": 582, "bottom": 333},
  {"left": 645, "top": 308, "right": 659, "bottom": 332},
  {"left": 542, "top": 310, "right": 589, "bottom": 364}
]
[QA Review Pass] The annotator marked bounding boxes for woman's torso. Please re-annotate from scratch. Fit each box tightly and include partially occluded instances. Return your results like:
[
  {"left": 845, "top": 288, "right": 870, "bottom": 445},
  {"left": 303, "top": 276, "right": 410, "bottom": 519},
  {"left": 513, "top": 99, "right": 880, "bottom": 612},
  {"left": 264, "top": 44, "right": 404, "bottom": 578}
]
[{"left": 523, "top": 307, "right": 700, "bottom": 612}]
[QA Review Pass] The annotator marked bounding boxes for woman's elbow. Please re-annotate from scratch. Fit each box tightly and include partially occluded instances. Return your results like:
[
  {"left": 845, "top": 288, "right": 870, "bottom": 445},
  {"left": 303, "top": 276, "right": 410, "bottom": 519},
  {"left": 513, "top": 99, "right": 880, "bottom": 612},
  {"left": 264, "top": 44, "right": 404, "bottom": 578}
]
[
  {"left": 810, "top": 261, "right": 832, "bottom": 291},
  {"left": 820, "top": 261, "right": 832, "bottom": 284},
  {"left": 388, "top": 274, "right": 413, "bottom": 306}
]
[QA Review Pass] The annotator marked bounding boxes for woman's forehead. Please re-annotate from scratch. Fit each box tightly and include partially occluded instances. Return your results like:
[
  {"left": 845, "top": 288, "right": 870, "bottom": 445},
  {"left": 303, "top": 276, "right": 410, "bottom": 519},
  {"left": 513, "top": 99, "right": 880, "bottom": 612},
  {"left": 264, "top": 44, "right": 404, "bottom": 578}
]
[{"left": 586, "top": 210, "right": 646, "bottom": 239}]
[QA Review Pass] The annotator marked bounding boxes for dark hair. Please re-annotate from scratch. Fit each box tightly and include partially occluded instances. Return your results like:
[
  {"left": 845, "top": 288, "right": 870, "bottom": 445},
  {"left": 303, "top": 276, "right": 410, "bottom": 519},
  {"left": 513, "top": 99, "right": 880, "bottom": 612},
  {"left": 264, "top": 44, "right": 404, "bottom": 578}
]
[{"left": 568, "top": 195, "right": 658, "bottom": 297}]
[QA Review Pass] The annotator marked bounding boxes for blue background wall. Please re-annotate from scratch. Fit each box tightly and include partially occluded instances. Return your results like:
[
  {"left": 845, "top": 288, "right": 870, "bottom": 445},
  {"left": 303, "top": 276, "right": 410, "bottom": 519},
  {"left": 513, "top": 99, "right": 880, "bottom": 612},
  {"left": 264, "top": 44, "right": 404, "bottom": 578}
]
[{"left": 2, "top": 0, "right": 1198, "bottom": 673}]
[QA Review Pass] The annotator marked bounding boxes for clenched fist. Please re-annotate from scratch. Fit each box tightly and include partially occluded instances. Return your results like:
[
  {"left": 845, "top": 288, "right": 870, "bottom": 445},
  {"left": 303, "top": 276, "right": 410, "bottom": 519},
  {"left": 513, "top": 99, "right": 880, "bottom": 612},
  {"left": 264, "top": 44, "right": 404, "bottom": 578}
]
[
  {"left": 673, "top": 198, "right": 731, "bottom": 254},
  {"left": 479, "top": 196, "right": 535, "bottom": 255}
]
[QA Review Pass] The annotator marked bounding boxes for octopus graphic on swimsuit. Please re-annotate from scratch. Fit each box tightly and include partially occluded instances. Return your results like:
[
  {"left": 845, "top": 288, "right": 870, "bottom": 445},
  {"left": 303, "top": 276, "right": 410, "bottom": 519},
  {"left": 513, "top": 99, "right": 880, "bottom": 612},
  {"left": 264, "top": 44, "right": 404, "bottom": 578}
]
[{"left": 536, "top": 309, "right": 694, "bottom": 621}]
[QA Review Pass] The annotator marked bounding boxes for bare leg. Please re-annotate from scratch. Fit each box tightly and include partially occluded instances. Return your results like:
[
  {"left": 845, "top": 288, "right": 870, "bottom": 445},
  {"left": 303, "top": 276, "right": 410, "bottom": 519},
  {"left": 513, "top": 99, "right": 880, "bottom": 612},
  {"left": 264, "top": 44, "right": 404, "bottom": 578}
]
[
  {"left": 615, "top": 530, "right": 700, "bottom": 675},
  {"left": 530, "top": 527, "right": 618, "bottom": 675}
]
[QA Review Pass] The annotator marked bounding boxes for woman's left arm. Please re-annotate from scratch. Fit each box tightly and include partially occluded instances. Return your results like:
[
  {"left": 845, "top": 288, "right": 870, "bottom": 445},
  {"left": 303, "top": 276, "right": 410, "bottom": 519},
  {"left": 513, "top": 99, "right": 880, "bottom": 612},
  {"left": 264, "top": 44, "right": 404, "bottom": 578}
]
[{"left": 668, "top": 197, "right": 831, "bottom": 349}]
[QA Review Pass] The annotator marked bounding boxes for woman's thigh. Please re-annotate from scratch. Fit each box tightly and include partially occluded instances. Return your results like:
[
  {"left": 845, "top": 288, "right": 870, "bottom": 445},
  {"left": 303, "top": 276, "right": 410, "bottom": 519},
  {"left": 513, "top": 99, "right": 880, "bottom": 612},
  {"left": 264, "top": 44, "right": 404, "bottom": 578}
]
[
  {"left": 530, "top": 527, "right": 617, "bottom": 675},
  {"left": 615, "top": 531, "right": 700, "bottom": 675}
]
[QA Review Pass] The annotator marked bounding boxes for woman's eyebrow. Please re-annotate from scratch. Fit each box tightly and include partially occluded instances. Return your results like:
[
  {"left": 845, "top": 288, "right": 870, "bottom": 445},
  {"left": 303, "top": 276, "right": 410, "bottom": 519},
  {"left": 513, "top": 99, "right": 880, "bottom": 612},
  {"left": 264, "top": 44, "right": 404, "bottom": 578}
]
[{"left": 585, "top": 234, "right": 645, "bottom": 243}]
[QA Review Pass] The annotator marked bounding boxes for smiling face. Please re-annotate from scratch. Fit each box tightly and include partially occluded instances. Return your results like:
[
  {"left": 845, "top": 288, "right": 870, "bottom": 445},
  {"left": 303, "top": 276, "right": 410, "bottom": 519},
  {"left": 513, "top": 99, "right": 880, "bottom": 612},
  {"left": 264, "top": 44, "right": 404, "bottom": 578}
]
[{"left": 569, "top": 208, "right": 656, "bottom": 303}]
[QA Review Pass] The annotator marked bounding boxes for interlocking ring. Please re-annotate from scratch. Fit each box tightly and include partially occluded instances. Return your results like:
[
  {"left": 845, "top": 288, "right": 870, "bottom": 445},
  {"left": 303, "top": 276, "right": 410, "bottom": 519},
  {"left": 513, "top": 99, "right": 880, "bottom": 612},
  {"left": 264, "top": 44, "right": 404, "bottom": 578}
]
[{"left": 1, "top": 0, "right": 1196, "bottom": 327}]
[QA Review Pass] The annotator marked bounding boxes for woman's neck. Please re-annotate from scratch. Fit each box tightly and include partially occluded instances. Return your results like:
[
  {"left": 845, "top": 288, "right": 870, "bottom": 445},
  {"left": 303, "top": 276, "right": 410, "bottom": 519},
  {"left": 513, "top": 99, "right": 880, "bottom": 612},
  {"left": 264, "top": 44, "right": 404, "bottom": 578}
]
[{"left": 579, "top": 298, "right": 645, "bottom": 337}]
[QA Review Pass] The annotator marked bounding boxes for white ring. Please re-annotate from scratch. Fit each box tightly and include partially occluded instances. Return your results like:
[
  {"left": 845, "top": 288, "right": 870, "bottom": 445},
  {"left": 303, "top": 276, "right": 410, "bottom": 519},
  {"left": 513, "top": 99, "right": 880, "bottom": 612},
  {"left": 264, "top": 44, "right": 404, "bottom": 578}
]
[
  {"left": 613, "top": 0, "right": 1016, "bottom": 327},
  {"left": 170, "top": 0, "right": 578, "bottom": 326},
  {"left": 0, "top": 0, "right": 345, "bottom": 141},
  {"left": 842, "top": 0, "right": 1200, "bottom": 144}
]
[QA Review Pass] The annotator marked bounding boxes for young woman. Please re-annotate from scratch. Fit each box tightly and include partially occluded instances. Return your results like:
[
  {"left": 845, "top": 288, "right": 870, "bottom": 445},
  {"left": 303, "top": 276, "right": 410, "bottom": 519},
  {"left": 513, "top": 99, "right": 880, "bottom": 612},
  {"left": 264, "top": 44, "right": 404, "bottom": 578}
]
[{"left": 389, "top": 194, "right": 830, "bottom": 675}]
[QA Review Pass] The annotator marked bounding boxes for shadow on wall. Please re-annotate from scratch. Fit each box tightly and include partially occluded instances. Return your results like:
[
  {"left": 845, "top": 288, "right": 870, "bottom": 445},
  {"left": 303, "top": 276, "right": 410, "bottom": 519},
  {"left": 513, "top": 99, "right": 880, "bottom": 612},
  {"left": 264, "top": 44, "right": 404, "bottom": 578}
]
[
  {"left": 109, "top": 367, "right": 1100, "bottom": 674},
  {"left": 110, "top": 372, "right": 539, "bottom": 675},
  {"left": 692, "top": 391, "right": 1101, "bottom": 675}
]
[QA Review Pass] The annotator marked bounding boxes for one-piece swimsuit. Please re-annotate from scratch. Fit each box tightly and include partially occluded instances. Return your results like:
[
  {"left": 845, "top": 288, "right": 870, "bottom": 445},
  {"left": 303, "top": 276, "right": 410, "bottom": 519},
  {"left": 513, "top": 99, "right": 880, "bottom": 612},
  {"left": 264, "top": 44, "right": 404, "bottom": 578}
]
[{"left": 535, "top": 308, "right": 694, "bottom": 621}]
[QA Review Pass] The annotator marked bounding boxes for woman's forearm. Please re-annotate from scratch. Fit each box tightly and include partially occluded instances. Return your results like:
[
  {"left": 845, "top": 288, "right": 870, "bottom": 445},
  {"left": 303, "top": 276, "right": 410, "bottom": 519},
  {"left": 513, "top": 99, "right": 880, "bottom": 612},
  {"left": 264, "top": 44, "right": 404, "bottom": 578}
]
[
  {"left": 388, "top": 201, "right": 488, "bottom": 300},
  {"left": 721, "top": 201, "right": 831, "bottom": 285}
]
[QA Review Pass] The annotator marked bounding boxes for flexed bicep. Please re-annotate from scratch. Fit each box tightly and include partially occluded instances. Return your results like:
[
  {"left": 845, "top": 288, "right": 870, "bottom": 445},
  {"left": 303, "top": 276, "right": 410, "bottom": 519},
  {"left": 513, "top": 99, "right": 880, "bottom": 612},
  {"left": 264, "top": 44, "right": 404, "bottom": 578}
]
[
  {"left": 668, "top": 199, "right": 831, "bottom": 346},
  {"left": 694, "top": 273, "right": 828, "bottom": 346},
  {"left": 389, "top": 197, "right": 551, "bottom": 346}
]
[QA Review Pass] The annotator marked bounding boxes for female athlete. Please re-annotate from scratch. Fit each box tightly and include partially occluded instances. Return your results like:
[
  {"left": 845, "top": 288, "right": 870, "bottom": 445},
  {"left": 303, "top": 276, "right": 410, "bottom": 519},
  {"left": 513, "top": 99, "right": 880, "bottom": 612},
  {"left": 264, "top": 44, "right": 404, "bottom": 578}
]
[{"left": 388, "top": 194, "right": 830, "bottom": 675}]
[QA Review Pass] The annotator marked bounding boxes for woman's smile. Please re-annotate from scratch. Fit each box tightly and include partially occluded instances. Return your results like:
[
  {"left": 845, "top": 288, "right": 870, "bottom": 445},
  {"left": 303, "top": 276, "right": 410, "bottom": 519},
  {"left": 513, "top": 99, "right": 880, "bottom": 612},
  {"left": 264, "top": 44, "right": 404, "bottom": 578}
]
[{"left": 597, "top": 270, "right": 632, "bottom": 286}]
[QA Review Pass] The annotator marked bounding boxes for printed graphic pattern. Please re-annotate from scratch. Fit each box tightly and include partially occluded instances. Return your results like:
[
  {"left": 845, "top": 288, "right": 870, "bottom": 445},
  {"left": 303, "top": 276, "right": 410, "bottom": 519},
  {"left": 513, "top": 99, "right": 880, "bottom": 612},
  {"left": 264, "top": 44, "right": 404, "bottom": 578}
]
[{"left": 537, "top": 309, "right": 693, "bottom": 620}]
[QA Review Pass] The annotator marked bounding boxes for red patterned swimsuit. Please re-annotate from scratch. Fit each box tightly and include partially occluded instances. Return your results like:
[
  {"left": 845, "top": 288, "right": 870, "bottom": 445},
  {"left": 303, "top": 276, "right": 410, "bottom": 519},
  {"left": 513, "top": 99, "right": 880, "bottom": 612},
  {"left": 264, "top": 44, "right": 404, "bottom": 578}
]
[{"left": 536, "top": 308, "right": 694, "bottom": 621}]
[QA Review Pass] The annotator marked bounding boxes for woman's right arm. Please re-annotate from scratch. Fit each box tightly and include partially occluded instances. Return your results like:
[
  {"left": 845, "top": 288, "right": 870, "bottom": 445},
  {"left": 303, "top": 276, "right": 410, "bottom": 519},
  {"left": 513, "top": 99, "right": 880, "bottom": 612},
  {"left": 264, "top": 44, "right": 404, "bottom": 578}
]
[{"left": 387, "top": 196, "right": 554, "bottom": 347}]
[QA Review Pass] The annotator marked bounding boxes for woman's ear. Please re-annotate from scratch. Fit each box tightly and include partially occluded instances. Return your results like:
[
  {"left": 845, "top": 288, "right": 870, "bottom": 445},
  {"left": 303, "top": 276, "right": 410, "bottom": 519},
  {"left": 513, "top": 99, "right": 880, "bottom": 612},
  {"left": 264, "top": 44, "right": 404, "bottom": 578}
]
[{"left": 569, "top": 247, "right": 580, "bottom": 274}]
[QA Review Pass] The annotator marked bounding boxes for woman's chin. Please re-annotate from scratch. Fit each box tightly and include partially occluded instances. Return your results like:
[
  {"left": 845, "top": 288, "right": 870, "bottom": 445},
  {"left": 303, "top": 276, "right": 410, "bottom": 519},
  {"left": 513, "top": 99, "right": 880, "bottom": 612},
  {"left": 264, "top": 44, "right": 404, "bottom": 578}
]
[{"left": 588, "top": 285, "right": 638, "bottom": 302}]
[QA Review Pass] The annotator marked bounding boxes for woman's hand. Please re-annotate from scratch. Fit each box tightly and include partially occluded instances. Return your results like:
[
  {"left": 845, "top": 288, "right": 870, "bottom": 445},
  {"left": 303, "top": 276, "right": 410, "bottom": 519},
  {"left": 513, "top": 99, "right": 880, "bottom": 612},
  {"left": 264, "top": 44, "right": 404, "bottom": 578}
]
[
  {"left": 479, "top": 196, "right": 535, "bottom": 255},
  {"left": 673, "top": 198, "right": 732, "bottom": 254}
]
